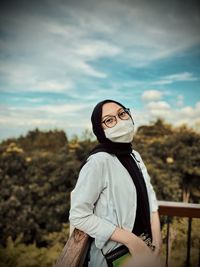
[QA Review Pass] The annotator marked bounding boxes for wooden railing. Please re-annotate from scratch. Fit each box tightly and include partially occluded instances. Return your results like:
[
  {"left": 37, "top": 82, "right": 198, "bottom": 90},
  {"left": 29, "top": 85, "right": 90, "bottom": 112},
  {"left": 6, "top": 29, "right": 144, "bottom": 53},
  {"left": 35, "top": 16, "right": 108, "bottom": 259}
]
[
  {"left": 54, "top": 201, "right": 200, "bottom": 267},
  {"left": 158, "top": 201, "right": 200, "bottom": 267}
]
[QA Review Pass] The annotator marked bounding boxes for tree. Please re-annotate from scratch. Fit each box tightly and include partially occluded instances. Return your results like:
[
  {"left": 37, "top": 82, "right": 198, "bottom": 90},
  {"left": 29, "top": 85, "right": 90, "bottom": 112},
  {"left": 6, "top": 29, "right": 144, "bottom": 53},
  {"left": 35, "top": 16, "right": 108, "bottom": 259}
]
[
  {"left": 0, "top": 130, "right": 73, "bottom": 245},
  {"left": 134, "top": 120, "right": 200, "bottom": 203},
  {"left": 167, "top": 127, "right": 200, "bottom": 202}
]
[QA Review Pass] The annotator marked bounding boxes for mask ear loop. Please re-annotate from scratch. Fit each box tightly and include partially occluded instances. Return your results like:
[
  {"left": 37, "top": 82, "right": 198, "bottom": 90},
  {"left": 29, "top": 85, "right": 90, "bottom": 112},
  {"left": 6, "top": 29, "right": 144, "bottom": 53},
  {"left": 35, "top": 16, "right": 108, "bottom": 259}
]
[{"left": 126, "top": 108, "right": 135, "bottom": 128}]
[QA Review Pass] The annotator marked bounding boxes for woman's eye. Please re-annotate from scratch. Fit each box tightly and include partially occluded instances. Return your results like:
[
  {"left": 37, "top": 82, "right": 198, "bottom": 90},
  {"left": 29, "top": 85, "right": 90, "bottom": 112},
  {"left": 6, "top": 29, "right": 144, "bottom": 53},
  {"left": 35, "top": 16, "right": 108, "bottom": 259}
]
[
  {"left": 105, "top": 117, "right": 114, "bottom": 124},
  {"left": 119, "top": 111, "right": 126, "bottom": 117}
]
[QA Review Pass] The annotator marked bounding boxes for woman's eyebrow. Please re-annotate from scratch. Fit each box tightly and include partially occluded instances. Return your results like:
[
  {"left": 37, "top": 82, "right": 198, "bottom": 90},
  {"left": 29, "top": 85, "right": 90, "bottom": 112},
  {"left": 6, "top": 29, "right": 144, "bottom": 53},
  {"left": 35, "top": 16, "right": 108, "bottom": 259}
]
[{"left": 102, "top": 108, "right": 123, "bottom": 120}]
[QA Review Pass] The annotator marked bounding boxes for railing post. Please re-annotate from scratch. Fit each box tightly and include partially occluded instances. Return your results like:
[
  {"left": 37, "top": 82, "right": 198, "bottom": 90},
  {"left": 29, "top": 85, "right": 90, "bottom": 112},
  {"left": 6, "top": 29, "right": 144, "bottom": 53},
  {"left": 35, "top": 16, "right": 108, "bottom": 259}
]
[
  {"left": 199, "top": 238, "right": 200, "bottom": 267},
  {"left": 186, "top": 217, "right": 192, "bottom": 267},
  {"left": 166, "top": 216, "right": 170, "bottom": 267}
]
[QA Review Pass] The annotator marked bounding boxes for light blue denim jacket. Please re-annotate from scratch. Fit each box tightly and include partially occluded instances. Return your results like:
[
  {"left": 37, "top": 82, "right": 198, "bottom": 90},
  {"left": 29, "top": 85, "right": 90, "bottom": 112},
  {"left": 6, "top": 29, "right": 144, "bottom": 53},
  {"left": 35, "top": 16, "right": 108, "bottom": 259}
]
[{"left": 69, "top": 150, "right": 158, "bottom": 267}]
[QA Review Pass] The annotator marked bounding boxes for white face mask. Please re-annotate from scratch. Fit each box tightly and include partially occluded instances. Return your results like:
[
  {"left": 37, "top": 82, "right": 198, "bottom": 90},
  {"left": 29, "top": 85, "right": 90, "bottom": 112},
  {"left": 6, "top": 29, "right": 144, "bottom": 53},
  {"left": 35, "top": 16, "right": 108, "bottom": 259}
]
[{"left": 104, "top": 118, "right": 135, "bottom": 143}]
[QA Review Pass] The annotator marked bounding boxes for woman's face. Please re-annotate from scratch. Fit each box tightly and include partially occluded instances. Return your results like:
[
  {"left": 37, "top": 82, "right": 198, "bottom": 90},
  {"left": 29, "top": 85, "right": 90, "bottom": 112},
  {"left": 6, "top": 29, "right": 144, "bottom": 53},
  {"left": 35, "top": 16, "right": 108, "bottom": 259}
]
[{"left": 101, "top": 102, "right": 124, "bottom": 130}]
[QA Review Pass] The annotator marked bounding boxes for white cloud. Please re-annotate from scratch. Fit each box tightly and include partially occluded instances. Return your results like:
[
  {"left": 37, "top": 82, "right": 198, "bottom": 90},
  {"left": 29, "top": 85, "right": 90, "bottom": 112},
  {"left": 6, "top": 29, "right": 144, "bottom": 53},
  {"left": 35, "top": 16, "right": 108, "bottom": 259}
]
[
  {"left": 0, "top": 102, "right": 93, "bottom": 139},
  {"left": 1, "top": 0, "right": 200, "bottom": 95},
  {"left": 0, "top": 15, "right": 114, "bottom": 93},
  {"left": 152, "top": 72, "right": 198, "bottom": 85},
  {"left": 71, "top": 60, "right": 107, "bottom": 78},
  {"left": 147, "top": 101, "right": 170, "bottom": 110},
  {"left": 0, "top": 61, "right": 36, "bottom": 86},
  {"left": 76, "top": 41, "right": 121, "bottom": 59},
  {"left": 61, "top": 0, "right": 200, "bottom": 67},
  {"left": 36, "top": 103, "right": 90, "bottom": 114},
  {"left": 35, "top": 80, "right": 73, "bottom": 92},
  {"left": 0, "top": 60, "right": 75, "bottom": 92},
  {"left": 141, "top": 90, "right": 164, "bottom": 102},
  {"left": 180, "top": 104, "right": 200, "bottom": 118},
  {"left": 137, "top": 100, "right": 200, "bottom": 132},
  {"left": 145, "top": 101, "right": 171, "bottom": 117},
  {"left": 172, "top": 102, "right": 200, "bottom": 128},
  {"left": 5, "top": 103, "right": 90, "bottom": 117}
]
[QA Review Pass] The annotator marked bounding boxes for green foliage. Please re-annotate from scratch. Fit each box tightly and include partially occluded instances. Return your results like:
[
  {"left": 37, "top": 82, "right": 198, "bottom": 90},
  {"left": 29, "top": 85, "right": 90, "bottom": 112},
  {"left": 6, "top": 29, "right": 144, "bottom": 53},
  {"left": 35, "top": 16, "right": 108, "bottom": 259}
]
[
  {"left": 133, "top": 119, "right": 200, "bottom": 202},
  {"left": 0, "top": 130, "right": 74, "bottom": 246},
  {"left": 137, "top": 118, "right": 173, "bottom": 137},
  {"left": 0, "top": 223, "right": 69, "bottom": 267},
  {"left": 1, "top": 128, "right": 68, "bottom": 153}
]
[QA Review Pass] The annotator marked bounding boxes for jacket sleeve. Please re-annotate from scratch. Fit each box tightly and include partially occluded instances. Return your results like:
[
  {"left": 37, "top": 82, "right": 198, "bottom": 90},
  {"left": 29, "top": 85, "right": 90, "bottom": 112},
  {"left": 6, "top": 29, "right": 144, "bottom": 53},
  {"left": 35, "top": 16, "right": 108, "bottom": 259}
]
[
  {"left": 133, "top": 150, "right": 158, "bottom": 213},
  {"left": 69, "top": 155, "right": 116, "bottom": 249}
]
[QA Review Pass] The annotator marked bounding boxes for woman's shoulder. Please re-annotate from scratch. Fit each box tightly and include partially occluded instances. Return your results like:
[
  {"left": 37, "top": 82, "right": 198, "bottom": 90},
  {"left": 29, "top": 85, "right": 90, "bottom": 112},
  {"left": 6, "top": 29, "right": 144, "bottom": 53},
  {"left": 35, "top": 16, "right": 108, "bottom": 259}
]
[
  {"left": 82, "top": 152, "right": 115, "bottom": 172},
  {"left": 88, "top": 151, "right": 114, "bottom": 162}
]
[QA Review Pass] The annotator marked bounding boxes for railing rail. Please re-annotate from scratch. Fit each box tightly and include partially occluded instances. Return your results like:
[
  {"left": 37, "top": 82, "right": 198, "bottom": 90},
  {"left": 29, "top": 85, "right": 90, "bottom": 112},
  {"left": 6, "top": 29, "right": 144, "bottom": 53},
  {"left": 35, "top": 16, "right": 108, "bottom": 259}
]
[
  {"left": 158, "top": 201, "right": 200, "bottom": 218},
  {"left": 54, "top": 201, "right": 200, "bottom": 267}
]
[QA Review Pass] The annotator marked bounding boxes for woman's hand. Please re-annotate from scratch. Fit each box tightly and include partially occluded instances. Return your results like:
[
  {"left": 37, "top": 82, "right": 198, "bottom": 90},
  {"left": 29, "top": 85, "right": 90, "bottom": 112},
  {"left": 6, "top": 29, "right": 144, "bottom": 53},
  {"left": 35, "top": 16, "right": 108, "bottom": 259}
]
[
  {"left": 126, "top": 236, "right": 162, "bottom": 267},
  {"left": 110, "top": 227, "right": 153, "bottom": 257},
  {"left": 111, "top": 227, "right": 162, "bottom": 267},
  {"left": 127, "top": 234, "right": 152, "bottom": 256}
]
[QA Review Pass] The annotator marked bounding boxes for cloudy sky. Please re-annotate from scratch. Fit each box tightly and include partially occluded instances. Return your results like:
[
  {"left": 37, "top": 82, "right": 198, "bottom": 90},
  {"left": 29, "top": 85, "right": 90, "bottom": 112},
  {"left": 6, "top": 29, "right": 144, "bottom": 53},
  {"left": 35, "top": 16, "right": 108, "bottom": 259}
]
[{"left": 0, "top": 0, "right": 200, "bottom": 140}]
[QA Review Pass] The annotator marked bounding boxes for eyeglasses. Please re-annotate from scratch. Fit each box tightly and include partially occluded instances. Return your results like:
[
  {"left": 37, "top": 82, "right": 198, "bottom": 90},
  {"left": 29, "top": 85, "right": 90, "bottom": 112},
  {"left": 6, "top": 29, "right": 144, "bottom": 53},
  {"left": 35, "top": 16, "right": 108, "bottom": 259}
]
[{"left": 102, "top": 108, "right": 131, "bottom": 128}]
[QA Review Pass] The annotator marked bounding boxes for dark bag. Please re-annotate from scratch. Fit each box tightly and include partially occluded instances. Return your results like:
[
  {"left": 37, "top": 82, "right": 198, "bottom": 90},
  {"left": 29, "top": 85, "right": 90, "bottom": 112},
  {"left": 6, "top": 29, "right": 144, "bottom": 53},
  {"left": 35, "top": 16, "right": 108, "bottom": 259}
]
[{"left": 103, "top": 245, "right": 131, "bottom": 267}]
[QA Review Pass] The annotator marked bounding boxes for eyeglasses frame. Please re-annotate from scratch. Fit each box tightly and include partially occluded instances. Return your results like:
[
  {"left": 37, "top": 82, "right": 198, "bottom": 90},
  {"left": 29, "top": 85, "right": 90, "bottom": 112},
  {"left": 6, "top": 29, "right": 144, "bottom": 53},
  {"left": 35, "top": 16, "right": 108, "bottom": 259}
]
[{"left": 102, "top": 108, "right": 131, "bottom": 128}]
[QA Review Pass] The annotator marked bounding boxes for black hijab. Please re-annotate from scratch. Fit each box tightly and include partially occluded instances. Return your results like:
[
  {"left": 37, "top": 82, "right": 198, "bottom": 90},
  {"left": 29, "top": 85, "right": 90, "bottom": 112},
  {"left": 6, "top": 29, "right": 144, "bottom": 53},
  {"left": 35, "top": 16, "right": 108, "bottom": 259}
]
[{"left": 86, "top": 99, "right": 152, "bottom": 239}]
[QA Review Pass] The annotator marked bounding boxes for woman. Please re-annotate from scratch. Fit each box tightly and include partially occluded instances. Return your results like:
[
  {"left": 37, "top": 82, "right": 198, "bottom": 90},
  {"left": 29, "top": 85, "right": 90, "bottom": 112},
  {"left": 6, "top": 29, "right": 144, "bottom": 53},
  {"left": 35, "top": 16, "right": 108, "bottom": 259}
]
[{"left": 69, "top": 99, "right": 162, "bottom": 267}]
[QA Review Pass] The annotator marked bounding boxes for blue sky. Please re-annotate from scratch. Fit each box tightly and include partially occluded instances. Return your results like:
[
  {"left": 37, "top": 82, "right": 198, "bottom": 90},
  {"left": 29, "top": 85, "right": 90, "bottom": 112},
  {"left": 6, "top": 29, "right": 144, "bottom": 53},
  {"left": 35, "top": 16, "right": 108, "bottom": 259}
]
[{"left": 0, "top": 0, "right": 200, "bottom": 141}]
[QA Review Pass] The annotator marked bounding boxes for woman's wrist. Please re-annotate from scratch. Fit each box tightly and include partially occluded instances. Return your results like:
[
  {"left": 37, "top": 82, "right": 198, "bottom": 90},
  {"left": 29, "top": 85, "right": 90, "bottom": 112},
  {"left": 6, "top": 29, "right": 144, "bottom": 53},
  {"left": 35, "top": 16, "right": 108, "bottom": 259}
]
[
  {"left": 151, "top": 211, "right": 162, "bottom": 255},
  {"left": 110, "top": 227, "right": 135, "bottom": 246},
  {"left": 152, "top": 241, "right": 162, "bottom": 255}
]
